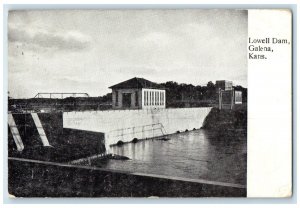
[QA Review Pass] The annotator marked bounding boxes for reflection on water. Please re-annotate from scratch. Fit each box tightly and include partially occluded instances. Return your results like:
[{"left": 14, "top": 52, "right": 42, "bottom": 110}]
[{"left": 93, "top": 129, "right": 247, "bottom": 185}]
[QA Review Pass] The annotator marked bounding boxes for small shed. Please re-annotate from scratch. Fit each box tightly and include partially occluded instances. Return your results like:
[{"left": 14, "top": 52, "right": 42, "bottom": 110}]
[
  {"left": 216, "top": 80, "right": 233, "bottom": 91},
  {"left": 216, "top": 80, "right": 243, "bottom": 110},
  {"left": 109, "top": 77, "right": 166, "bottom": 110}
]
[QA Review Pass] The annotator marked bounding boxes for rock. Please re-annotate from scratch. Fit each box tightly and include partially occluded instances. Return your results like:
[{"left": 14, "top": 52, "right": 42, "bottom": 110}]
[
  {"left": 132, "top": 138, "right": 138, "bottom": 143},
  {"left": 158, "top": 137, "right": 170, "bottom": 141}
]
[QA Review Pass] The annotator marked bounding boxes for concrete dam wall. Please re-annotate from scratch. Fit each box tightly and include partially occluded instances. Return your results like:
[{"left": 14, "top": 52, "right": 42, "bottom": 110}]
[{"left": 63, "top": 107, "right": 212, "bottom": 151}]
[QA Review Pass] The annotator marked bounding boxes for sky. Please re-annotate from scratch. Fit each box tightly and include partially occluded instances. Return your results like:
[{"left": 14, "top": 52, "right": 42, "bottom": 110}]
[{"left": 8, "top": 9, "right": 248, "bottom": 98}]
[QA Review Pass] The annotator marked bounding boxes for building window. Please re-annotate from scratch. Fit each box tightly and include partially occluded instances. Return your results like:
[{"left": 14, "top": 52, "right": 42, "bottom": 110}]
[
  {"left": 135, "top": 91, "right": 138, "bottom": 106},
  {"left": 144, "top": 91, "right": 146, "bottom": 106},
  {"left": 156, "top": 92, "right": 159, "bottom": 105},
  {"left": 162, "top": 92, "right": 164, "bottom": 105},
  {"left": 153, "top": 91, "right": 155, "bottom": 105},
  {"left": 158, "top": 91, "right": 160, "bottom": 105},
  {"left": 159, "top": 92, "right": 161, "bottom": 106},
  {"left": 151, "top": 91, "right": 154, "bottom": 105},
  {"left": 115, "top": 91, "right": 118, "bottom": 106},
  {"left": 147, "top": 91, "right": 149, "bottom": 106}
]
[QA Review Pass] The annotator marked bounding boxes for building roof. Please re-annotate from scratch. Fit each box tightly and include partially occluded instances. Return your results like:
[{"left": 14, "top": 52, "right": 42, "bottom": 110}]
[
  {"left": 109, "top": 77, "right": 164, "bottom": 89},
  {"left": 216, "top": 80, "right": 233, "bottom": 84}
]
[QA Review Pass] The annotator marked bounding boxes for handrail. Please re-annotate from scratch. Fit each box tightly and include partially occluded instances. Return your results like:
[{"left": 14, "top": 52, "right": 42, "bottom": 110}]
[
  {"left": 109, "top": 123, "right": 165, "bottom": 133},
  {"left": 108, "top": 123, "right": 168, "bottom": 139},
  {"left": 34, "top": 93, "right": 90, "bottom": 99}
]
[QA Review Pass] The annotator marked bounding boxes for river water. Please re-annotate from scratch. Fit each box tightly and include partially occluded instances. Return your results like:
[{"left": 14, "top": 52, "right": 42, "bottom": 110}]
[{"left": 93, "top": 129, "right": 247, "bottom": 185}]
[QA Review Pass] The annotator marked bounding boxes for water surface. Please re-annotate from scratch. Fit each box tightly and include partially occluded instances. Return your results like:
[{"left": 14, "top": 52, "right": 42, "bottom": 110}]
[{"left": 93, "top": 129, "right": 247, "bottom": 185}]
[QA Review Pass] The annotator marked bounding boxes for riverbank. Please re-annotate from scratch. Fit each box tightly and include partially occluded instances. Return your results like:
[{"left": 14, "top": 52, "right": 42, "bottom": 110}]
[{"left": 202, "top": 107, "right": 247, "bottom": 132}]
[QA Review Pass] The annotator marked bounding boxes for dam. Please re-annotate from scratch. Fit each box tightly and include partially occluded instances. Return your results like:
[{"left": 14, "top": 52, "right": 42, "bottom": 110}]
[
  {"left": 63, "top": 107, "right": 212, "bottom": 152},
  {"left": 7, "top": 77, "right": 247, "bottom": 197},
  {"left": 8, "top": 107, "right": 247, "bottom": 197}
]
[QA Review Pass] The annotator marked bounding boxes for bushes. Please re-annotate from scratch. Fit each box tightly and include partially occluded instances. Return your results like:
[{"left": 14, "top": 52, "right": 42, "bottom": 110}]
[{"left": 202, "top": 107, "right": 247, "bottom": 131}]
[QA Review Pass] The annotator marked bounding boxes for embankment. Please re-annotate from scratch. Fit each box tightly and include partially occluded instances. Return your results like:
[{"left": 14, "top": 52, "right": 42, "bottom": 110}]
[
  {"left": 8, "top": 112, "right": 105, "bottom": 162},
  {"left": 202, "top": 107, "right": 247, "bottom": 132}
]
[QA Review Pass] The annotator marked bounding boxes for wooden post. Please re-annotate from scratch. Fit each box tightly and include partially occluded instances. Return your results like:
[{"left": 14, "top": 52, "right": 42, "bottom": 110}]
[
  {"left": 231, "top": 90, "right": 234, "bottom": 110},
  {"left": 218, "top": 89, "right": 222, "bottom": 110}
]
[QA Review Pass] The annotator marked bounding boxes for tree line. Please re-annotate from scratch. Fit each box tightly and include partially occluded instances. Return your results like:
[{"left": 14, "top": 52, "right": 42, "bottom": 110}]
[
  {"left": 161, "top": 81, "right": 247, "bottom": 106},
  {"left": 8, "top": 81, "right": 247, "bottom": 111},
  {"left": 100, "top": 81, "right": 247, "bottom": 104}
]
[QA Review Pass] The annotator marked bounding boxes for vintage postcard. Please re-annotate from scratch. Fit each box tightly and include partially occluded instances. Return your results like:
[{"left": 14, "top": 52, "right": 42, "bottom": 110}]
[{"left": 6, "top": 9, "right": 292, "bottom": 198}]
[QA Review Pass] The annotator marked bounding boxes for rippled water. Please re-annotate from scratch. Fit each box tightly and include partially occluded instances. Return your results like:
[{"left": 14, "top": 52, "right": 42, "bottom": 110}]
[{"left": 92, "top": 129, "right": 247, "bottom": 185}]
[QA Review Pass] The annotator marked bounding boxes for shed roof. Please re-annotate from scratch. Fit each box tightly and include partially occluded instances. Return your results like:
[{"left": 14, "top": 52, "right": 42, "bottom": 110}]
[{"left": 109, "top": 77, "right": 164, "bottom": 89}]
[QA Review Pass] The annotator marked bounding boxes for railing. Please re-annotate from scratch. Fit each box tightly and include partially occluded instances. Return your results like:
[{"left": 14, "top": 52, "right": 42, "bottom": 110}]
[
  {"left": 34, "top": 93, "right": 89, "bottom": 99},
  {"left": 9, "top": 103, "right": 112, "bottom": 113},
  {"left": 108, "top": 123, "right": 168, "bottom": 144}
]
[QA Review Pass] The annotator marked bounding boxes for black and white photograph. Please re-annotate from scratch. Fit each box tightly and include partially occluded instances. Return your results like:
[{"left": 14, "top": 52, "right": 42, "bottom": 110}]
[{"left": 8, "top": 9, "right": 248, "bottom": 197}]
